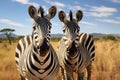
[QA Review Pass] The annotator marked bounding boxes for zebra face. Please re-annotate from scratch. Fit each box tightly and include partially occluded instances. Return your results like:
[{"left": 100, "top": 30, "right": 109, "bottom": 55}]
[
  {"left": 28, "top": 5, "right": 57, "bottom": 52},
  {"left": 59, "top": 10, "right": 83, "bottom": 55}
]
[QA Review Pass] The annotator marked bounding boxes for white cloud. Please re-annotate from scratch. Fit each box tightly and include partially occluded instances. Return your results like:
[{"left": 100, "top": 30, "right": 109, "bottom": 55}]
[
  {"left": 43, "top": 0, "right": 83, "bottom": 12},
  {"left": 81, "top": 21, "right": 97, "bottom": 27},
  {"left": 43, "top": 0, "right": 65, "bottom": 7},
  {"left": 98, "top": 19, "right": 120, "bottom": 25},
  {"left": 86, "top": 12, "right": 113, "bottom": 17},
  {"left": 53, "top": 2, "right": 65, "bottom": 7},
  {"left": 14, "top": 0, "right": 28, "bottom": 4},
  {"left": 28, "top": 2, "right": 39, "bottom": 8},
  {"left": 43, "top": 0, "right": 65, "bottom": 11},
  {"left": 85, "top": 6, "right": 117, "bottom": 17},
  {"left": 110, "top": 0, "right": 120, "bottom": 3},
  {"left": 90, "top": 6, "right": 117, "bottom": 13},
  {"left": 68, "top": 5, "right": 82, "bottom": 11},
  {"left": 0, "top": 18, "right": 26, "bottom": 27},
  {"left": 13, "top": 0, "right": 39, "bottom": 7}
]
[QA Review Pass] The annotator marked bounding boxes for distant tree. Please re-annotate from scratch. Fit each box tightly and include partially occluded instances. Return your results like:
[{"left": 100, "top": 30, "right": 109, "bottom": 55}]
[{"left": 0, "top": 28, "right": 15, "bottom": 44}]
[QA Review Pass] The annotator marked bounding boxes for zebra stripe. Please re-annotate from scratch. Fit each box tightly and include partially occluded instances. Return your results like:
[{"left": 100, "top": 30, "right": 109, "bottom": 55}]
[
  {"left": 58, "top": 33, "right": 95, "bottom": 80},
  {"left": 15, "top": 5, "right": 59, "bottom": 80},
  {"left": 58, "top": 10, "right": 95, "bottom": 80},
  {"left": 15, "top": 36, "right": 59, "bottom": 80},
  {"left": 15, "top": 36, "right": 32, "bottom": 66},
  {"left": 79, "top": 33, "right": 95, "bottom": 61}
]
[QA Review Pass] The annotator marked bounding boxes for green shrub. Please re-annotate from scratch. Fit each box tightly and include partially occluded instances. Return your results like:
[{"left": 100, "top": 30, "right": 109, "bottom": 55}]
[
  {"left": 102, "top": 35, "right": 116, "bottom": 41},
  {"left": 94, "top": 38, "right": 100, "bottom": 41},
  {"left": 51, "top": 37, "right": 61, "bottom": 42}
]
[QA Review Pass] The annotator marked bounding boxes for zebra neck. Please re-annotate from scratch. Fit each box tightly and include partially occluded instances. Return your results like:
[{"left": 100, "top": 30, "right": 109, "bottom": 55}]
[{"left": 32, "top": 46, "right": 51, "bottom": 64}]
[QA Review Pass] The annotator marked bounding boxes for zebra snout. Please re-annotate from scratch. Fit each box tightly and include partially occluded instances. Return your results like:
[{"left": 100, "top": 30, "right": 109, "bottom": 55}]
[
  {"left": 66, "top": 41, "right": 78, "bottom": 53},
  {"left": 66, "top": 41, "right": 74, "bottom": 50},
  {"left": 38, "top": 36, "right": 45, "bottom": 45},
  {"left": 37, "top": 46, "right": 40, "bottom": 49}
]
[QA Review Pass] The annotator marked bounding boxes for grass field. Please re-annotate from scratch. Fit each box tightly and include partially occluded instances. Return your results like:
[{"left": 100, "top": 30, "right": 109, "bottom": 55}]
[{"left": 0, "top": 39, "right": 120, "bottom": 80}]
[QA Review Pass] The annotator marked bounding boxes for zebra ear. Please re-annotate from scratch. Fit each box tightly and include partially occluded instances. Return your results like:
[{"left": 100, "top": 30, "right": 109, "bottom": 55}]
[
  {"left": 48, "top": 6, "right": 57, "bottom": 19},
  {"left": 28, "top": 5, "right": 38, "bottom": 19},
  {"left": 58, "top": 11, "right": 66, "bottom": 22},
  {"left": 38, "top": 6, "right": 44, "bottom": 17},
  {"left": 76, "top": 10, "right": 83, "bottom": 22}
]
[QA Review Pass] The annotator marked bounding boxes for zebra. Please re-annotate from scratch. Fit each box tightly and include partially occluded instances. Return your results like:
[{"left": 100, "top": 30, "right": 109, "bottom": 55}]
[
  {"left": 57, "top": 10, "right": 95, "bottom": 80},
  {"left": 15, "top": 5, "right": 60, "bottom": 80}
]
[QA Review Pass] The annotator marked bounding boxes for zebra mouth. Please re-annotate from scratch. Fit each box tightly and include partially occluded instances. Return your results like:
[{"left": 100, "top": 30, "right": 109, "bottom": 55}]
[
  {"left": 66, "top": 41, "right": 78, "bottom": 56},
  {"left": 38, "top": 38, "right": 50, "bottom": 56}
]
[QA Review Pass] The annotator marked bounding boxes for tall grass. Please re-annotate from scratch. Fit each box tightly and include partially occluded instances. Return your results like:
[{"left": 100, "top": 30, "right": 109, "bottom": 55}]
[
  {"left": 93, "top": 40, "right": 120, "bottom": 80},
  {"left": 0, "top": 42, "right": 19, "bottom": 80},
  {"left": 0, "top": 39, "right": 120, "bottom": 80}
]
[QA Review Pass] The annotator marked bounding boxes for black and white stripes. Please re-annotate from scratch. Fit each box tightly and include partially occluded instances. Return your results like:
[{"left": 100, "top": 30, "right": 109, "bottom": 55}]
[
  {"left": 15, "top": 5, "right": 95, "bottom": 80},
  {"left": 57, "top": 10, "right": 95, "bottom": 80},
  {"left": 79, "top": 33, "right": 95, "bottom": 61},
  {"left": 15, "top": 5, "right": 60, "bottom": 80}
]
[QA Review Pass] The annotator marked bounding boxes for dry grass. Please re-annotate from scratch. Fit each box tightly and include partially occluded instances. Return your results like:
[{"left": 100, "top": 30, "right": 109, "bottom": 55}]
[
  {"left": 93, "top": 39, "right": 120, "bottom": 80},
  {"left": 0, "top": 39, "right": 120, "bottom": 80},
  {"left": 0, "top": 42, "right": 19, "bottom": 80}
]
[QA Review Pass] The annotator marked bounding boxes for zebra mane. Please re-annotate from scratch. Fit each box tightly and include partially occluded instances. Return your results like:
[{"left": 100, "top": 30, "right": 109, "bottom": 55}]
[
  {"left": 68, "top": 10, "right": 73, "bottom": 21},
  {"left": 38, "top": 6, "right": 44, "bottom": 17}
]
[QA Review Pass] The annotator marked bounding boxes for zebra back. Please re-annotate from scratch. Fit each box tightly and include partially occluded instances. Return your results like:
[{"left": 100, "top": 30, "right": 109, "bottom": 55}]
[{"left": 79, "top": 33, "right": 95, "bottom": 61}]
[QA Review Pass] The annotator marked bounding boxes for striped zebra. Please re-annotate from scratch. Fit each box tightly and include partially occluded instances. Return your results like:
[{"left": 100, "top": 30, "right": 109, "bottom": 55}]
[
  {"left": 57, "top": 10, "right": 95, "bottom": 80},
  {"left": 15, "top": 5, "right": 60, "bottom": 80}
]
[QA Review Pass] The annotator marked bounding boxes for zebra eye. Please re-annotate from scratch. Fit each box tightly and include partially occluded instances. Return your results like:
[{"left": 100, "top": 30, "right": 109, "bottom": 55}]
[
  {"left": 63, "top": 29, "right": 65, "bottom": 33},
  {"left": 75, "top": 29, "right": 79, "bottom": 33},
  {"left": 77, "top": 29, "right": 79, "bottom": 33},
  {"left": 33, "top": 26, "right": 36, "bottom": 30},
  {"left": 63, "top": 37, "right": 67, "bottom": 41}
]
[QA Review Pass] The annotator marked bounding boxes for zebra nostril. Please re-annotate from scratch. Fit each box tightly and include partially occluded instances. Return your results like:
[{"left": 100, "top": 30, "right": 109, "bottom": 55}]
[
  {"left": 37, "top": 46, "right": 40, "bottom": 49},
  {"left": 67, "top": 48, "right": 69, "bottom": 53}
]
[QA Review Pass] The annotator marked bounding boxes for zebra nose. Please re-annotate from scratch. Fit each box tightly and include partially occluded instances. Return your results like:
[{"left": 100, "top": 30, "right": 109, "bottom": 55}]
[
  {"left": 39, "top": 35, "right": 45, "bottom": 40},
  {"left": 37, "top": 46, "right": 40, "bottom": 49},
  {"left": 67, "top": 41, "right": 78, "bottom": 53},
  {"left": 66, "top": 41, "right": 74, "bottom": 50},
  {"left": 38, "top": 36, "right": 45, "bottom": 43}
]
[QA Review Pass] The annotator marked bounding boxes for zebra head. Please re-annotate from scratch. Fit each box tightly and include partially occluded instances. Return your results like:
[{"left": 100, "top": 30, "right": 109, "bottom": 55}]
[
  {"left": 59, "top": 10, "right": 83, "bottom": 56},
  {"left": 28, "top": 5, "right": 56, "bottom": 55}
]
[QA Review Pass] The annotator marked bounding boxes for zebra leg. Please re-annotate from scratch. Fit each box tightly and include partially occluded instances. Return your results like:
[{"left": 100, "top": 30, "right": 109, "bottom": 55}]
[
  {"left": 86, "top": 62, "right": 92, "bottom": 80},
  {"left": 60, "top": 66, "right": 66, "bottom": 80},
  {"left": 65, "top": 68, "right": 73, "bottom": 80},
  {"left": 20, "top": 74, "right": 25, "bottom": 80},
  {"left": 66, "top": 72, "right": 73, "bottom": 80},
  {"left": 78, "top": 72, "right": 84, "bottom": 80},
  {"left": 60, "top": 66, "right": 73, "bottom": 80}
]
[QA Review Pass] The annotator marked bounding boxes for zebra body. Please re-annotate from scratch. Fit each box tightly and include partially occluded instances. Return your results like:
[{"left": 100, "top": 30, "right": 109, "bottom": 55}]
[
  {"left": 57, "top": 10, "right": 95, "bottom": 80},
  {"left": 16, "top": 36, "right": 59, "bottom": 80},
  {"left": 15, "top": 5, "right": 59, "bottom": 80},
  {"left": 58, "top": 33, "right": 95, "bottom": 79}
]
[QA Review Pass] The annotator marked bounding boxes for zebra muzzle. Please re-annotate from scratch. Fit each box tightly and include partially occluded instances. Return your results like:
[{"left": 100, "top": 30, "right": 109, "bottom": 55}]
[{"left": 66, "top": 41, "right": 78, "bottom": 55}]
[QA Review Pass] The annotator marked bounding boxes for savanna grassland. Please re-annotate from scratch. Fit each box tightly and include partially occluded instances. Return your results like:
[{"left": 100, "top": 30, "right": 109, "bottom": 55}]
[{"left": 0, "top": 38, "right": 120, "bottom": 80}]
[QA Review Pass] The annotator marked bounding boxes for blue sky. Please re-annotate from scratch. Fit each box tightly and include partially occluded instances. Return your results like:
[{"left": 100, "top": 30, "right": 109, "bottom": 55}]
[{"left": 0, "top": 0, "right": 120, "bottom": 35}]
